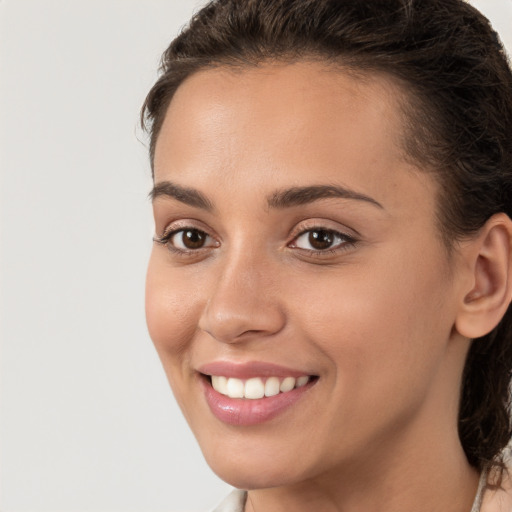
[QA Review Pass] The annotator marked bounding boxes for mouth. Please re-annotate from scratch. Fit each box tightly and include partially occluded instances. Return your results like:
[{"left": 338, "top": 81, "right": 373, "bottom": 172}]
[{"left": 198, "top": 363, "right": 318, "bottom": 426}]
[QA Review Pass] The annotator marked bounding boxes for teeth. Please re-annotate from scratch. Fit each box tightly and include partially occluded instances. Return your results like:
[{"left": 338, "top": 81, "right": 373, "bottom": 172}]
[
  {"left": 296, "top": 376, "right": 309, "bottom": 388},
  {"left": 280, "top": 377, "right": 295, "bottom": 392},
  {"left": 211, "top": 375, "right": 311, "bottom": 399},
  {"left": 264, "top": 376, "right": 280, "bottom": 397},
  {"left": 226, "top": 377, "right": 244, "bottom": 398},
  {"left": 244, "top": 378, "right": 265, "bottom": 399},
  {"left": 211, "top": 375, "right": 228, "bottom": 395}
]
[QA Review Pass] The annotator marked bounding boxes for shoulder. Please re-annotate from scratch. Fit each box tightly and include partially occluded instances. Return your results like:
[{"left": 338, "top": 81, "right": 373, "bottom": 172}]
[{"left": 211, "top": 489, "right": 247, "bottom": 512}]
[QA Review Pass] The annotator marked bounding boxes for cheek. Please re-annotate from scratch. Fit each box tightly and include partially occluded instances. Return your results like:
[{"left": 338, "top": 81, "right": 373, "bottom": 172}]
[
  {"left": 289, "top": 245, "right": 453, "bottom": 398},
  {"left": 145, "top": 253, "right": 203, "bottom": 361}
]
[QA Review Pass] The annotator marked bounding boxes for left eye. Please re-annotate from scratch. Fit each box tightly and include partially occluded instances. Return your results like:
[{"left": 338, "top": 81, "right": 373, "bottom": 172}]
[{"left": 291, "top": 229, "right": 352, "bottom": 251}]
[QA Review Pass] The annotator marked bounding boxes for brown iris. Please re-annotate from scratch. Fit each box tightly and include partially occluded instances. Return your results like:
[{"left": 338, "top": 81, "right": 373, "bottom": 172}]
[
  {"left": 308, "top": 229, "right": 335, "bottom": 250},
  {"left": 180, "top": 229, "right": 207, "bottom": 249}
]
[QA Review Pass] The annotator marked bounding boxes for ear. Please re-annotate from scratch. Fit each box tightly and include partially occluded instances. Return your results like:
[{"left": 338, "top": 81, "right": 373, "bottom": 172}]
[{"left": 455, "top": 213, "right": 512, "bottom": 339}]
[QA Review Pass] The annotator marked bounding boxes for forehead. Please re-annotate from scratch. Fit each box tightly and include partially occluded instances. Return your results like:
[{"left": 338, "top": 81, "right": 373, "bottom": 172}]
[
  {"left": 155, "top": 62, "right": 408, "bottom": 169},
  {"left": 153, "top": 61, "right": 435, "bottom": 216}
]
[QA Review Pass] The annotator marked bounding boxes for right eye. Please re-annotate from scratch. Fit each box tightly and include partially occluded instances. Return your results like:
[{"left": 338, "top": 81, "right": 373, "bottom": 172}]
[
  {"left": 154, "top": 228, "right": 217, "bottom": 252},
  {"left": 170, "top": 229, "right": 211, "bottom": 250}
]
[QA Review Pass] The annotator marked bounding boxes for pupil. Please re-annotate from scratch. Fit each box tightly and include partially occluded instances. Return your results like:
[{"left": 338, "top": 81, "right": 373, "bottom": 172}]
[
  {"left": 309, "top": 230, "right": 333, "bottom": 250},
  {"left": 183, "top": 230, "right": 205, "bottom": 249}
]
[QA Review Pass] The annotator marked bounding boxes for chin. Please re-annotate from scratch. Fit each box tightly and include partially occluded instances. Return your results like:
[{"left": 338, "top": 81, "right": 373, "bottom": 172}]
[
  {"left": 208, "top": 459, "right": 300, "bottom": 490},
  {"left": 198, "top": 435, "right": 314, "bottom": 490}
]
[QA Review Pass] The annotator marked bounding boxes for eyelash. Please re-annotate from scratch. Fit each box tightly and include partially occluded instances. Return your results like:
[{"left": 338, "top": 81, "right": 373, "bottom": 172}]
[
  {"left": 153, "top": 227, "right": 217, "bottom": 256},
  {"left": 289, "top": 227, "right": 358, "bottom": 257},
  {"left": 153, "top": 225, "right": 358, "bottom": 258}
]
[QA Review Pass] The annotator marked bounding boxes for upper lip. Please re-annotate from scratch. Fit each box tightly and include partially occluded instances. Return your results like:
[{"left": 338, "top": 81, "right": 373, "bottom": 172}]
[{"left": 198, "top": 360, "right": 315, "bottom": 379}]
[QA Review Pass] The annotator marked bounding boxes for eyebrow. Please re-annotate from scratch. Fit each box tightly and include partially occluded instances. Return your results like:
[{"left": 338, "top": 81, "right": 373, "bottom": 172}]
[
  {"left": 150, "top": 181, "right": 383, "bottom": 211},
  {"left": 150, "top": 181, "right": 213, "bottom": 211},
  {"left": 267, "top": 185, "right": 384, "bottom": 209}
]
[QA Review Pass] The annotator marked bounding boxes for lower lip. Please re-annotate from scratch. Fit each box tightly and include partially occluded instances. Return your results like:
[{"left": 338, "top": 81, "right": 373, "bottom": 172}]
[{"left": 201, "top": 377, "right": 315, "bottom": 426}]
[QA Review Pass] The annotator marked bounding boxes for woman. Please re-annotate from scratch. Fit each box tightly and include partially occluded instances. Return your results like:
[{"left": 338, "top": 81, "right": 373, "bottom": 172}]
[{"left": 142, "top": 1, "right": 512, "bottom": 510}]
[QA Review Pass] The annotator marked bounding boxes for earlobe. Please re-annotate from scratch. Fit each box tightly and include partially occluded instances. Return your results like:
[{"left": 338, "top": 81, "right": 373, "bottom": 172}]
[{"left": 455, "top": 213, "right": 512, "bottom": 339}]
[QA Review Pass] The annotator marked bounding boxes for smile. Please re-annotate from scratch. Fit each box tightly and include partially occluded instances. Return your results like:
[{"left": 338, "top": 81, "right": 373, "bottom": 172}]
[
  {"left": 199, "top": 363, "right": 318, "bottom": 426},
  {"left": 210, "top": 375, "right": 310, "bottom": 399}
]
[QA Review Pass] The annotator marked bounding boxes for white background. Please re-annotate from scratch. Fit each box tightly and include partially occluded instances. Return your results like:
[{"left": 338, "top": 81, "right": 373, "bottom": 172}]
[{"left": 1, "top": 1, "right": 511, "bottom": 511}]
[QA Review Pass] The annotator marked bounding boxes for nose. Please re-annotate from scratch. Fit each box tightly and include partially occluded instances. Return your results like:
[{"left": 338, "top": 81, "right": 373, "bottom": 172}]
[{"left": 198, "top": 250, "right": 286, "bottom": 343}]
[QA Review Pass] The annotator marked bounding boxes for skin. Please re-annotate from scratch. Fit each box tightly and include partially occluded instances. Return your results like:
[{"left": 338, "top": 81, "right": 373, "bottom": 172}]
[{"left": 146, "top": 61, "right": 495, "bottom": 511}]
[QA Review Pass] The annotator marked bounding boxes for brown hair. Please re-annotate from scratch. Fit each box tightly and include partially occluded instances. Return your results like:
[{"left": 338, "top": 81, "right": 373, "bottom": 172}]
[{"left": 142, "top": 0, "right": 512, "bottom": 472}]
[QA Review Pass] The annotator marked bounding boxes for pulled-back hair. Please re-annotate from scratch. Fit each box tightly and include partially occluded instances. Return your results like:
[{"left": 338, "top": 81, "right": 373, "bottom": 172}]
[{"left": 141, "top": 0, "right": 512, "bottom": 472}]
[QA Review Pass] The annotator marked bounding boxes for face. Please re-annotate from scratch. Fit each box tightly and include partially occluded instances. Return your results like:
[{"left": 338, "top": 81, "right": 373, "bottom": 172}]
[{"left": 146, "top": 62, "right": 468, "bottom": 489}]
